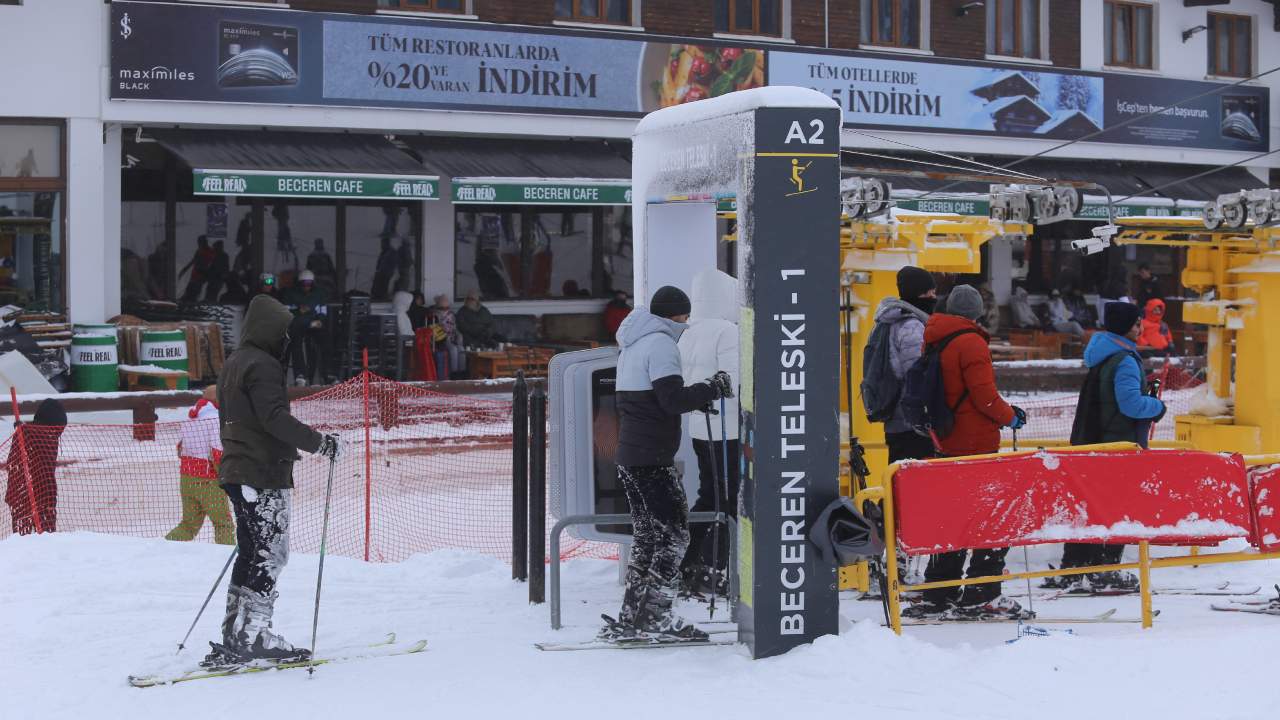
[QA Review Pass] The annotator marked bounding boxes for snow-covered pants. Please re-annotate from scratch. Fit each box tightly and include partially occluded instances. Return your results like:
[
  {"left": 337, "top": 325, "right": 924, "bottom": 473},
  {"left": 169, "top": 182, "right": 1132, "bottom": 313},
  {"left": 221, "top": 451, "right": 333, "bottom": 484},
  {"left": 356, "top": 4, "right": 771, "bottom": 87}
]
[
  {"left": 224, "top": 485, "right": 291, "bottom": 596},
  {"left": 922, "top": 548, "right": 1009, "bottom": 606},
  {"left": 620, "top": 465, "right": 690, "bottom": 595}
]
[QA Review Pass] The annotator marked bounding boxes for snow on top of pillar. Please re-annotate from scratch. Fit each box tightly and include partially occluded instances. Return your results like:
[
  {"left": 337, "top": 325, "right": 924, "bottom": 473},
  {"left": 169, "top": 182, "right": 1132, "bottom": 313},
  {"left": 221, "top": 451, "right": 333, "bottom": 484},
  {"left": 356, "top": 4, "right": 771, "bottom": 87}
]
[{"left": 634, "top": 86, "right": 839, "bottom": 136}]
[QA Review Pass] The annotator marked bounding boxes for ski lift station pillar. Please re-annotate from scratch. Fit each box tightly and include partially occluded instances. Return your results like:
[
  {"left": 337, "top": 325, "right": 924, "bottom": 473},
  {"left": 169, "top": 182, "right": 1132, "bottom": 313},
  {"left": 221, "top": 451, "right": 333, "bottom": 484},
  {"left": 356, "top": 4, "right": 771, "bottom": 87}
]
[{"left": 633, "top": 87, "right": 843, "bottom": 659}]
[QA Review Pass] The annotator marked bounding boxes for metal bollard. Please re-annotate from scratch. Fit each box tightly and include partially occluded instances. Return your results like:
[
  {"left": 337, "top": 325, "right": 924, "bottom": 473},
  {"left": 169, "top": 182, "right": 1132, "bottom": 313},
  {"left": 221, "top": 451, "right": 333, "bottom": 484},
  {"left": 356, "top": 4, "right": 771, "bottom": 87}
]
[
  {"left": 512, "top": 371, "right": 528, "bottom": 582},
  {"left": 528, "top": 386, "right": 547, "bottom": 603}
]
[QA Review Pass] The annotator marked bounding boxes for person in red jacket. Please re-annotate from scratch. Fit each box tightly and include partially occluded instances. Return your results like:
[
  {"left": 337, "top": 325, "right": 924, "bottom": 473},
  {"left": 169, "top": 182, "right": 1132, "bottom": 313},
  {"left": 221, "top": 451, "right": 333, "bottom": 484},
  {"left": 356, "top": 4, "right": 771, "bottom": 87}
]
[
  {"left": 906, "top": 285, "right": 1031, "bottom": 621},
  {"left": 1136, "top": 298, "right": 1173, "bottom": 357},
  {"left": 603, "top": 289, "right": 632, "bottom": 339}
]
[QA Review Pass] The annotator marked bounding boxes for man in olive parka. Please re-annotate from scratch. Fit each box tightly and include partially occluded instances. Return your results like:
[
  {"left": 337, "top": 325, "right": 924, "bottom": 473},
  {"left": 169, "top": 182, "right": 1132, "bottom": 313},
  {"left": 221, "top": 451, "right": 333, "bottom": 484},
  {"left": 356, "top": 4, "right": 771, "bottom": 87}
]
[{"left": 205, "top": 295, "right": 339, "bottom": 667}]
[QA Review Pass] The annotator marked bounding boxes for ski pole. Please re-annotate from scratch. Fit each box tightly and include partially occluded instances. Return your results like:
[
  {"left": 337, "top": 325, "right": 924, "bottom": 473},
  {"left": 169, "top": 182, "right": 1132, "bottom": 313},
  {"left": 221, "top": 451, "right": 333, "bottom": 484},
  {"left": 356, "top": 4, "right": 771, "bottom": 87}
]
[
  {"left": 1011, "top": 425, "right": 1035, "bottom": 616},
  {"left": 176, "top": 546, "right": 237, "bottom": 654},
  {"left": 307, "top": 453, "right": 338, "bottom": 676},
  {"left": 719, "top": 395, "right": 730, "bottom": 610},
  {"left": 702, "top": 409, "right": 723, "bottom": 619}
]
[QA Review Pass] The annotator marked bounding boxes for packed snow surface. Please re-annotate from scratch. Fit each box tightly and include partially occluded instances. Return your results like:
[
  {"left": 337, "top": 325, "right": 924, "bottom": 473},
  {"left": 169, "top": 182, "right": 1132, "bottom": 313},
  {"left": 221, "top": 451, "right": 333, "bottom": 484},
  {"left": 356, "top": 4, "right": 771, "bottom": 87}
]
[{"left": 4, "top": 533, "right": 1280, "bottom": 719}]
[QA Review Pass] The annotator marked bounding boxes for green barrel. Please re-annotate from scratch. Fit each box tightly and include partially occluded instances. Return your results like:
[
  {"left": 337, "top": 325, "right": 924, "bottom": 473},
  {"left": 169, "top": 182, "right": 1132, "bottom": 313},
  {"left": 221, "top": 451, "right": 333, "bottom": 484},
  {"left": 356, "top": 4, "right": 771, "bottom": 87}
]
[
  {"left": 73, "top": 323, "right": 117, "bottom": 337},
  {"left": 71, "top": 333, "right": 119, "bottom": 392},
  {"left": 140, "top": 329, "right": 189, "bottom": 390}
]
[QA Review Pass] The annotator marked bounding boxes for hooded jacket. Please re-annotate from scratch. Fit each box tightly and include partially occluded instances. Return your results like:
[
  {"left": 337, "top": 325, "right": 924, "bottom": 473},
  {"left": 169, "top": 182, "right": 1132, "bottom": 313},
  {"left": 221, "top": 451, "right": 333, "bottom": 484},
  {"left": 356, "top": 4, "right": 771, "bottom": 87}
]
[
  {"left": 217, "top": 295, "right": 322, "bottom": 490},
  {"left": 4, "top": 399, "right": 67, "bottom": 527},
  {"left": 923, "top": 313, "right": 1014, "bottom": 456},
  {"left": 1010, "top": 287, "right": 1040, "bottom": 328},
  {"left": 456, "top": 301, "right": 497, "bottom": 348},
  {"left": 679, "top": 270, "right": 739, "bottom": 441},
  {"left": 1080, "top": 331, "right": 1164, "bottom": 445},
  {"left": 871, "top": 297, "right": 929, "bottom": 434},
  {"left": 615, "top": 306, "right": 716, "bottom": 467},
  {"left": 1137, "top": 298, "right": 1172, "bottom": 350}
]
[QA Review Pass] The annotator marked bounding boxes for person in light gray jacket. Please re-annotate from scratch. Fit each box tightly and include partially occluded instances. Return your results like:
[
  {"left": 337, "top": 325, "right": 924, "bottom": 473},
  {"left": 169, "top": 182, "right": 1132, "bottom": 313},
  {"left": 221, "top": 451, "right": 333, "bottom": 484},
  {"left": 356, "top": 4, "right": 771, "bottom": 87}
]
[
  {"left": 875, "top": 266, "right": 937, "bottom": 462},
  {"left": 604, "top": 285, "right": 731, "bottom": 644}
]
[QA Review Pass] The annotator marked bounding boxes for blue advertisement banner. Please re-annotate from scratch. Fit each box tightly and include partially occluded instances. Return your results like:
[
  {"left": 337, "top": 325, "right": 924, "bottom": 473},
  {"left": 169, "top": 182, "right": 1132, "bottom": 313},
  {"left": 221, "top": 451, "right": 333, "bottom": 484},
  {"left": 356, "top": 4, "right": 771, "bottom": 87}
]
[{"left": 109, "top": 1, "right": 1268, "bottom": 153}]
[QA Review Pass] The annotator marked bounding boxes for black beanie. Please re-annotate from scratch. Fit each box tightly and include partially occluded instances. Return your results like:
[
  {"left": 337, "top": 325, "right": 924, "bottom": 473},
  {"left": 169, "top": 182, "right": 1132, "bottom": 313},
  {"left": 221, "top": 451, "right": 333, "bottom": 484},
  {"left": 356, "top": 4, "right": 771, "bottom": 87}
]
[
  {"left": 649, "top": 285, "right": 691, "bottom": 319},
  {"left": 1104, "top": 301, "right": 1142, "bottom": 335},
  {"left": 896, "top": 266, "right": 936, "bottom": 300}
]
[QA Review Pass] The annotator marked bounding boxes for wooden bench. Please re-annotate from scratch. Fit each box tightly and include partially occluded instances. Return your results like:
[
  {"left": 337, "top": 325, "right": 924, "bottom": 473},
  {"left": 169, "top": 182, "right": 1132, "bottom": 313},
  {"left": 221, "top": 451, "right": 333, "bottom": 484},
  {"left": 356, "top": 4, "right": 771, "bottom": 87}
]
[
  {"left": 467, "top": 346, "right": 557, "bottom": 380},
  {"left": 118, "top": 365, "right": 188, "bottom": 391}
]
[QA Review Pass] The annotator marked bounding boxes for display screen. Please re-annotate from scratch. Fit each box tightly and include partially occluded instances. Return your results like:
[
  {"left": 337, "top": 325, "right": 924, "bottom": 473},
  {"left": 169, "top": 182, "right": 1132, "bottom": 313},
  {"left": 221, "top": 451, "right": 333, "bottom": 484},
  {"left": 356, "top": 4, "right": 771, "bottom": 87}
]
[{"left": 589, "top": 367, "right": 631, "bottom": 535}]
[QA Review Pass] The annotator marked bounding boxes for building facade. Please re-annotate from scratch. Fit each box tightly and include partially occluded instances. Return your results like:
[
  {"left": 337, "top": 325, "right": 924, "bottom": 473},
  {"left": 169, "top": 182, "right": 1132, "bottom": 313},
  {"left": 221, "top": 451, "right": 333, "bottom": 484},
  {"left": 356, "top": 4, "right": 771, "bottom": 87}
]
[{"left": 0, "top": 0, "right": 1276, "bottom": 325}]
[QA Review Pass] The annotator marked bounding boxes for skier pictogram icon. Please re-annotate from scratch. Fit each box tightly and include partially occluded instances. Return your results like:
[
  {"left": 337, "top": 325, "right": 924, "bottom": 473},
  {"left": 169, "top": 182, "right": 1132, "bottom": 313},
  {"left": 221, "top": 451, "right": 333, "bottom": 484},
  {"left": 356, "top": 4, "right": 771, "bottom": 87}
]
[{"left": 786, "top": 158, "right": 816, "bottom": 197}]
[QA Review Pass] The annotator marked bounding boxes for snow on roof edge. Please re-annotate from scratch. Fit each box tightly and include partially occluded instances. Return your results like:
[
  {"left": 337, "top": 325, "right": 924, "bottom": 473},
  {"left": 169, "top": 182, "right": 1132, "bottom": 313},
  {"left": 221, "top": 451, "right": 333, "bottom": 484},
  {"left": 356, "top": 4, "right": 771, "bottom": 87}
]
[{"left": 635, "top": 87, "right": 839, "bottom": 136}]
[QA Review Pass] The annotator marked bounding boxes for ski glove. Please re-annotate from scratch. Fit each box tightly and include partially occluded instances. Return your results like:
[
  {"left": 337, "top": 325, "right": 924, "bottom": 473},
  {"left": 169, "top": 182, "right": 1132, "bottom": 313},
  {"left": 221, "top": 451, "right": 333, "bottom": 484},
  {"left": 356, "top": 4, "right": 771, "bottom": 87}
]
[
  {"left": 317, "top": 434, "right": 343, "bottom": 461},
  {"left": 1151, "top": 400, "right": 1167, "bottom": 425},
  {"left": 1008, "top": 406, "right": 1028, "bottom": 430},
  {"left": 708, "top": 371, "right": 734, "bottom": 400}
]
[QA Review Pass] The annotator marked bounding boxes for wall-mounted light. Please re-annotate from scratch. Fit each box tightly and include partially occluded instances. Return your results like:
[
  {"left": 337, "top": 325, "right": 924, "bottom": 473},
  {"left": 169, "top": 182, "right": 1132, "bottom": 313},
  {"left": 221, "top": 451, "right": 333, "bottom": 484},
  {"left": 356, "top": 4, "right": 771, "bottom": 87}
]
[
  {"left": 956, "top": 1, "right": 985, "bottom": 17},
  {"left": 1181, "top": 24, "right": 1208, "bottom": 42}
]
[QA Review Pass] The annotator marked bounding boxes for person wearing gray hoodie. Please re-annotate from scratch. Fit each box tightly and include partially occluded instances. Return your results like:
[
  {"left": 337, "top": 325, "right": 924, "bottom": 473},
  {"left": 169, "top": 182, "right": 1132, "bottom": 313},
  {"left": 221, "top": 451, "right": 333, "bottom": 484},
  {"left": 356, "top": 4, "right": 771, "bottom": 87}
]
[
  {"left": 874, "top": 266, "right": 938, "bottom": 462},
  {"left": 605, "top": 285, "right": 731, "bottom": 643}
]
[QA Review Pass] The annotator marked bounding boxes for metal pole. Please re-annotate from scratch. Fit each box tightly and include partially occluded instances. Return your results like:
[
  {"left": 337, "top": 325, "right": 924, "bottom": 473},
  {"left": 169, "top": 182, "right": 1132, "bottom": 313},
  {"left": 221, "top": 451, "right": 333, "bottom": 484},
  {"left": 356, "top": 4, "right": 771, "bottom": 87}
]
[
  {"left": 175, "top": 547, "right": 237, "bottom": 654},
  {"left": 512, "top": 371, "right": 529, "bottom": 581},
  {"left": 307, "top": 455, "right": 339, "bottom": 676},
  {"left": 528, "top": 387, "right": 547, "bottom": 604}
]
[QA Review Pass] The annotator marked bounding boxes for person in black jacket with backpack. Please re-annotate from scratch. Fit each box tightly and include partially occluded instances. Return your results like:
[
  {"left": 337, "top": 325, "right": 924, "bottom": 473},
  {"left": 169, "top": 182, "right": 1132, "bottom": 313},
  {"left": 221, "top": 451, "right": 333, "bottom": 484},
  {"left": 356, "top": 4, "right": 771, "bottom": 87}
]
[
  {"left": 604, "top": 285, "right": 732, "bottom": 643},
  {"left": 1044, "top": 301, "right": 1166, "bottom": 593}
]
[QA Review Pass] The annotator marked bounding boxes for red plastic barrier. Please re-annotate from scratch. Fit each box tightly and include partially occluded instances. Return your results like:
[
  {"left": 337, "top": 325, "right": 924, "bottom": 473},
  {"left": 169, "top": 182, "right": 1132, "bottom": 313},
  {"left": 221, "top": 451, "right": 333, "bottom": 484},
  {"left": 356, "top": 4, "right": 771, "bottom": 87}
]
[
  {"left": 893, "top": 449, "right": 1251, "bottom": 555},
  {"left": 1248, "top": 464, "right": 1280, "bottom": 551}
]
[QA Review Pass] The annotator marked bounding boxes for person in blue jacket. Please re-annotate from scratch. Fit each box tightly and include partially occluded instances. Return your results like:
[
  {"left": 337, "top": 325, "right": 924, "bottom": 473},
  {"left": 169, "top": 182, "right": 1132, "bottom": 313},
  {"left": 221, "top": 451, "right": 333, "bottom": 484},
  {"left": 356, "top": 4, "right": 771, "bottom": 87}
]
[{"left": 1048, "top": 301, "right": 1166, "bottom": 592}]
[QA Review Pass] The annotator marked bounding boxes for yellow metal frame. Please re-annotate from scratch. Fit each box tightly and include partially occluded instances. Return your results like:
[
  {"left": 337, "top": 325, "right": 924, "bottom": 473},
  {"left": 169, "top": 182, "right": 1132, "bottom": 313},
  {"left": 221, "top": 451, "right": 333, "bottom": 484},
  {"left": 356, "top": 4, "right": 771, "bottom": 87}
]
[{"left": 858, "top": 448, "right": 1280, "bottom": 635}]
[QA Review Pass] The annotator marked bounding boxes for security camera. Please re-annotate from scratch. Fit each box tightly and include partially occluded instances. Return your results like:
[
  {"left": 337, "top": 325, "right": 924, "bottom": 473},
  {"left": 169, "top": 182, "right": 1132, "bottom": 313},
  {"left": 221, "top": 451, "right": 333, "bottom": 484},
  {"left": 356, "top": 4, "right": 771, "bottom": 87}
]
[{"left": 1071, "top": 238, "right": 1106, "bottom": 256}]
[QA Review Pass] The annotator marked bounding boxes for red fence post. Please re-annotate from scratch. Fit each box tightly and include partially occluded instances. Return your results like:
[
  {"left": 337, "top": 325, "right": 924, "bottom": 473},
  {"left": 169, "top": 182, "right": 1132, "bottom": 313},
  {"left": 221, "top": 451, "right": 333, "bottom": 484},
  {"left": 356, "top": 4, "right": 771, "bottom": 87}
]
[
  {"left": 9, "top": 388, "right": 42, "bottom": 534},
  {"left": 363, "top": 348, "right": 372, "bottom": 562}
]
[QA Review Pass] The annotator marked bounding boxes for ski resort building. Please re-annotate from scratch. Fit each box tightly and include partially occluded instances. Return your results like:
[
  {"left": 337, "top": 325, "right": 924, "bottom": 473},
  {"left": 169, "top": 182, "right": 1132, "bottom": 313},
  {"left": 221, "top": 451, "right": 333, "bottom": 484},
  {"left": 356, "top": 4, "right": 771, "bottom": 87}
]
[{"left": 0, "top": 0, "right": 1277, "bottom": 333}]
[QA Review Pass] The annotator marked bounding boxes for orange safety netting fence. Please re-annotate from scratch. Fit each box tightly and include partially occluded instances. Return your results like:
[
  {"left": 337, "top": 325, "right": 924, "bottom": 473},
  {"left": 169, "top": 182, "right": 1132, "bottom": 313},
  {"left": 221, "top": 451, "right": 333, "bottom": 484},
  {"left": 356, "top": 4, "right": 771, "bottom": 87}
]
[{"left": 0, "top": 372, "right": 613, "bottom": 564}]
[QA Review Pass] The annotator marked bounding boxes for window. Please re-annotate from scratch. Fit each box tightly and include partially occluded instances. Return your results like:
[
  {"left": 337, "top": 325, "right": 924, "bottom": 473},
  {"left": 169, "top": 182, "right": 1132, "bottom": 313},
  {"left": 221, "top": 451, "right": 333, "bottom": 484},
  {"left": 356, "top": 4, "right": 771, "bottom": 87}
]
[
  {"left": 377, "top": 0, "right": 465, "bottom": 12},
  {"left": 555, "top": 0, "right": 630, "bottom": 24},
  {"left": 987, "top": 0, "right": 1041, "bottom": 58},
  {"left": 1208, "top": 12, "right": 1251, "bottom": 78},
  {"left": 714, "top": 0, "right": 782, "bottom": 37},
  {"left": 0, "top": 121, "right": 64, "bottom": 312},
  {"left": 454, "top": 206, "right": 631, "bottom": 302},
  {"left": 1104, "top": 1, "right": 1153, "bottom": 69},
  {"left": 860, "top": 0, "right": 921, "bottom": 49}
]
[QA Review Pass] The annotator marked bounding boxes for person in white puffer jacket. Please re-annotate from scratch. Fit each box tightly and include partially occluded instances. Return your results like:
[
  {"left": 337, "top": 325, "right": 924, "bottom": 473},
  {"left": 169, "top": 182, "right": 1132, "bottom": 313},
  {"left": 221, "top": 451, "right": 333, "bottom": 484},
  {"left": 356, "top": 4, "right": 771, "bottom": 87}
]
[{"left": 677, "top": 268, "right": 739, "bottom": 595}]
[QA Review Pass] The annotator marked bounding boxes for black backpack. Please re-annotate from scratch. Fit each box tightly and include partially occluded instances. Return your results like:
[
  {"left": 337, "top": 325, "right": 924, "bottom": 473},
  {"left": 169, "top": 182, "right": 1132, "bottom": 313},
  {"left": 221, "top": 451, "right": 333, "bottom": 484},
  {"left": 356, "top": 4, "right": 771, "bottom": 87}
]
[
  {"left": 860, "top": 319, "right": 901, "bottom": 422},
  {"left": 1070, "top": 353, "right": 1127, "bottom": 445},
  {"left": 900, "top": 330, "right": 978, "bottom": 440}
]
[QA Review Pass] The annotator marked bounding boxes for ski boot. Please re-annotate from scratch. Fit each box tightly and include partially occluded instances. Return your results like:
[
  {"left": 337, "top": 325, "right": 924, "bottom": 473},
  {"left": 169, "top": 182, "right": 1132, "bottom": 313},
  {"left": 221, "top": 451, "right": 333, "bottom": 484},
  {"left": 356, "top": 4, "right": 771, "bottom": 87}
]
[
  {"left": 901, "top": 600, "right": 951, "bottom": 620},
  {"left": 1087, "top": 570, "right": 1139, "bottom": 593},
  {"left": 636, "top": 585, "right": 709, "bottom": 642},
  {"left": 204, "top": 585, "right": 310, "bottom": 666},
  {"left": 598, "top": 577, "right": 648, "bottom": 642},
  {"left": 942, "top": 595, "right": 1035, "bottom": 621}
]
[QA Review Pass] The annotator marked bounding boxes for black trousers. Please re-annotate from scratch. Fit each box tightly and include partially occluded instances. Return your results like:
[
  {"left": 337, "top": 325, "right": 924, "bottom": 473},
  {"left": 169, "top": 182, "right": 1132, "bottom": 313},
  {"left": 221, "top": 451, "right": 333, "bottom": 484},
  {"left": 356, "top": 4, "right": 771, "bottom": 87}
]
[
  {"left": 922, "top": 548, "right": 1010, "bottom": 606},
  {"left": 886, "top": 431, "right": 935, "bottom": 463},
  {"left": 619, "top": 465, "right": 689, "bottom": 593},
  {"left": 680, "top": 438, "right": 740, "bottom": 573},
  {"left": 224, "top": 485, "right": 291, "bottom": 595},
  {"left": 1060, "top": 542, "right": 1125, "bottom": 569}
]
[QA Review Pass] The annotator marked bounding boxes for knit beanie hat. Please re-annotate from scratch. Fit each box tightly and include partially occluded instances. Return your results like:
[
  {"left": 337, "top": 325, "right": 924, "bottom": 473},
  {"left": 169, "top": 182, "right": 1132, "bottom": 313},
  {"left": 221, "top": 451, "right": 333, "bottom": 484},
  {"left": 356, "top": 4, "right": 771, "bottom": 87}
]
[
  {"left": 946, "top": 284, "right": 985, "bottom": 321},
  {"left": 649, "top": 285, "right": 692, "bottom": 319},
  {"left": 896, "top": 266, "right": 936, "bottom": 300},
  {"left": 1104, "top": 301, "right": 1143, "bottom": 335}
]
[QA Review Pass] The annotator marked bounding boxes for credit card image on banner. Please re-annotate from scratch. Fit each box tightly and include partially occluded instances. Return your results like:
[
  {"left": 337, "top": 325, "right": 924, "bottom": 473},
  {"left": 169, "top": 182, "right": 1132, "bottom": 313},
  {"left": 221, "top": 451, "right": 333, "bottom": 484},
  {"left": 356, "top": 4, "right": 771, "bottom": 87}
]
[
  {"left": 1220, "top": 94, "right": 1263, "bottom": 144},
  {"left": 217, "top": 21, "right": 300, "bottom": 88}
]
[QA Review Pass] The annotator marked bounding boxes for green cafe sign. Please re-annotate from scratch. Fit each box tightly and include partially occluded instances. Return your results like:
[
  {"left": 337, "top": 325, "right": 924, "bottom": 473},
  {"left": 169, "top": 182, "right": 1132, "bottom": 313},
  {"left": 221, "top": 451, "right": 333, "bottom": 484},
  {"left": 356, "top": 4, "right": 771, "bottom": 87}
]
[
  {"left": 193, "top": 170, "right": 439, "bottom": 200},
  {"left": 452, "top": 179, "right": 631, "bottom": 205},
  {"left": 895, "top": 197, "right": 1203, "bottom": 220}
]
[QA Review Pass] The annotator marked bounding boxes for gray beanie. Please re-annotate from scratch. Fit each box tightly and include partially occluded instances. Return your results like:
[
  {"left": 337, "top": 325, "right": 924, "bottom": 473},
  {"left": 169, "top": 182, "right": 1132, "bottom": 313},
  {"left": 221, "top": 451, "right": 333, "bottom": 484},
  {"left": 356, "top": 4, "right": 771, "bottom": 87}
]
[{"left": 946, "top": 284, "right": 985, "bottom": 321}]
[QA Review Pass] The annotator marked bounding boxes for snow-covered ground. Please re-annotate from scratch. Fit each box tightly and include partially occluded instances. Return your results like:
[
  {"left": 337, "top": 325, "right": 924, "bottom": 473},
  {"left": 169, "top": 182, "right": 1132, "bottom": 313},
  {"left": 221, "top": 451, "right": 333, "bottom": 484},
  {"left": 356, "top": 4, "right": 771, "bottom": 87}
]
[{"left": 3, "top": 532, "right": 1279, "bottom": 719}]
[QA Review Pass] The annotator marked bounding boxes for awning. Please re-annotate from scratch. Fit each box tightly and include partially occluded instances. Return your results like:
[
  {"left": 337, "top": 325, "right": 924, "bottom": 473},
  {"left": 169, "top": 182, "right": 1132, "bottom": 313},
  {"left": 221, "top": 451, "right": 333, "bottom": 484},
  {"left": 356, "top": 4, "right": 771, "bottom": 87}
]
[
  {"left": 841, "top": 151, "right": 1267, "bottom": 218},
  {"left": 401, "top": 136, "right": 632, "bottom": 205},
  {"left": 151, "top": 129, "right": 440, "bottom": 200}
]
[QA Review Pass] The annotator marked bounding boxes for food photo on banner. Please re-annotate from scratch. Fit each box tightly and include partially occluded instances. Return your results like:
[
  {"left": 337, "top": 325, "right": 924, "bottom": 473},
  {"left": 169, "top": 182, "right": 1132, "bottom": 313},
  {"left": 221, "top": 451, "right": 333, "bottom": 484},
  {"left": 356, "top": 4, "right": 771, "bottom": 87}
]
[{"left": 109, "top": 0, "right": 1265, "bottom": 152}]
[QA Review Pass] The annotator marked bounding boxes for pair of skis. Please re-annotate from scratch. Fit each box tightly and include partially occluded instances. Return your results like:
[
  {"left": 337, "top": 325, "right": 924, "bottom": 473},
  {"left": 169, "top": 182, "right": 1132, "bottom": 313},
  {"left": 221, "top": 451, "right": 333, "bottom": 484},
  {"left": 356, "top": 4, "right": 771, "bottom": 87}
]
[
  {"left": 1009, "top": 581, "right": 1260, "bottom": 601},
  {"left": 536, "top": 620, "right": 738, "bottom": 652},
  {"left": 129, "top": 633, "right": 427, "bottom": 687},
  {"left": 901, "top": 608, "right": 1152, "bottom": 626}
]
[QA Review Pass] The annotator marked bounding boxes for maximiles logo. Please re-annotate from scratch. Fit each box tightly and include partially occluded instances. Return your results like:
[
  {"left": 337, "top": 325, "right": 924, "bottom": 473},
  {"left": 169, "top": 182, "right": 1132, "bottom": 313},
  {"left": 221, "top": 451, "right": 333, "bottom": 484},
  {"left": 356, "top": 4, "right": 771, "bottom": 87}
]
[{"left": 119, "top": 13, "right": 132, "bottom": 39}]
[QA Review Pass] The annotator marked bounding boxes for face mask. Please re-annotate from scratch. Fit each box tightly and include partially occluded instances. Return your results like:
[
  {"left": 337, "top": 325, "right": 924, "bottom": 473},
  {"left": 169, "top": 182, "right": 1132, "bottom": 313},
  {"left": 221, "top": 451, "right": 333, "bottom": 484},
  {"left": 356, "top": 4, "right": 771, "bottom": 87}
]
[{"left": 908, "top": 297, "right": 937, "bottom": 315}]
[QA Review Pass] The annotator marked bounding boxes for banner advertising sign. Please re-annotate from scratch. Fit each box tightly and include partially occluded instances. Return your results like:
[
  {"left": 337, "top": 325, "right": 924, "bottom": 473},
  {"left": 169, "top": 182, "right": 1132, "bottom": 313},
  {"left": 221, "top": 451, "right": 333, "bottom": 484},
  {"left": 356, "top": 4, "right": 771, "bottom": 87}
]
[
  {"left": 451, "top": 179, "right": 631, "bottom": 205},
  {"left": 110, "top": 1, "right": 1268, "bottom": 153},
  {"left": 192, "top": 169, "right": 439, "bottom": 200}
]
